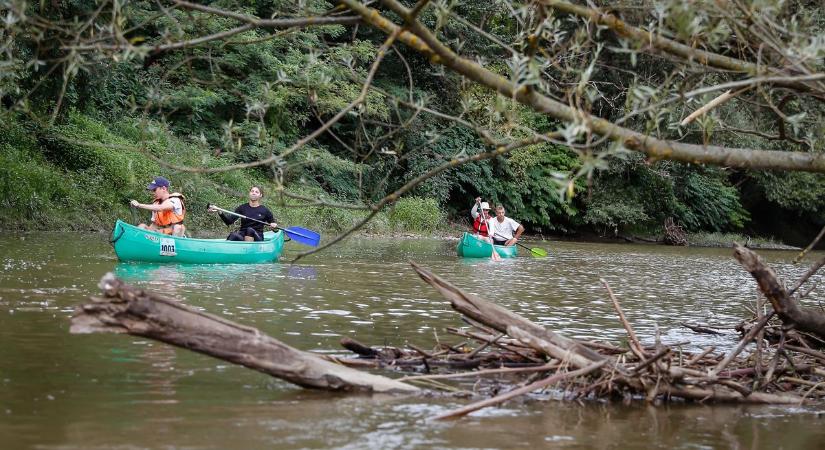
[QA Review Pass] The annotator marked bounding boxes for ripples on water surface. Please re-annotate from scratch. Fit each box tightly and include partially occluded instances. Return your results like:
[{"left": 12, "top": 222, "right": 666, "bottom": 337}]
[{"left": 1, "top": 233, "right": 824, "bottom": 449}]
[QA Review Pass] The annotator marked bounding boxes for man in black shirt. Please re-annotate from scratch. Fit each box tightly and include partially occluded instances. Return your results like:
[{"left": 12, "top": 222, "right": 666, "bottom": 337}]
[{"left": 209, "top": 186, "right": 277, "bottom": 241}]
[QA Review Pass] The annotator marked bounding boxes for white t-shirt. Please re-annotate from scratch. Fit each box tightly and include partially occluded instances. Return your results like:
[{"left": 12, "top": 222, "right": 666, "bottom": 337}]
[{"left": 487, "top": 217, "right": 520, "bottom": 240}]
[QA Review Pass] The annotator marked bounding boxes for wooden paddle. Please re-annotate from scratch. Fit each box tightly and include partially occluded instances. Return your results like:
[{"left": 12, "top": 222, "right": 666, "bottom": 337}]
[
  {"left": 493, "top": 232, "right": 548, "bottom": 257},
  {"left": 208, "top": 204, "right": 320, "bottom": 247}
]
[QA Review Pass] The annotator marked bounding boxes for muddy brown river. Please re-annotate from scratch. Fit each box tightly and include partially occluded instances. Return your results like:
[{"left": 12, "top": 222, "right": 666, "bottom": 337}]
[{"left": 1, "top": 233, "right": 824, "bottom": 449}]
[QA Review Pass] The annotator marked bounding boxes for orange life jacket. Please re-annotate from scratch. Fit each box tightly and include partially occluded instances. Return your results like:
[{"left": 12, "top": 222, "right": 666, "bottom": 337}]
[
  {"left": 472, "top": 213, "right": 490, "bottom": 237},
  {"left": 152, "top": 193, "right": 186, "bottom": 230}
]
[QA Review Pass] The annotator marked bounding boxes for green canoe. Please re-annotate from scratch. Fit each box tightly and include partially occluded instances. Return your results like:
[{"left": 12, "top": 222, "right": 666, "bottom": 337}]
[
  {"left": 111, "top": 220, "right": 284, "bottom": 264},
  {"left": 456, "top": 232, "right": 518, "bottom": 258}
]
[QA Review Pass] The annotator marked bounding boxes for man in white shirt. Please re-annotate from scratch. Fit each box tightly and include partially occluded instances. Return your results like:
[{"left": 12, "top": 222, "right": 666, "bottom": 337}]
[{"left": 488, "top": 205, "right": 524, "bottom": 246}]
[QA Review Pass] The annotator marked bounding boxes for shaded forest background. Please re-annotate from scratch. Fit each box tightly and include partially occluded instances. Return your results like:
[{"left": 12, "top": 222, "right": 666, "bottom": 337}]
[{"left": 1, "top": 0, "right": 822, "bottom": 245}]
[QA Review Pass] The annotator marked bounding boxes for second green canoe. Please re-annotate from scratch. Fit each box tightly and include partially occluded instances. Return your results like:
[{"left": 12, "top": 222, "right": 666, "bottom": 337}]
[{"left": 456, "top": 232, "right": 518, "bottom": 258}]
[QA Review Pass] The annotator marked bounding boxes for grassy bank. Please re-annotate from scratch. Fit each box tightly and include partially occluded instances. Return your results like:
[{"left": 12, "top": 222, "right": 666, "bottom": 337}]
[
  {"left": 0, "top": 112, "right": 449, "bottom": 236},
  {"left": 687, "top": 232, "right": 800, "bottom": 250}
]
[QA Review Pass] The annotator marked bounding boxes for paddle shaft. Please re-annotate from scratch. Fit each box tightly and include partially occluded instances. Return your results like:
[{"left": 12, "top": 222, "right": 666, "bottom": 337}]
[
  {"left": 477, "top": 201, "right": 499, "bottom": 261},
  {"left": 492, "top": 232, "right": 546, "bottom": 256},
  {"left": 209, "top": 204, "right": 321, "bottom": 247},
  {"left": 491, "top": 232, "right": 520, "bottom": 246},
  {"left": 209, "top": 204, "right": 274, "bottom": 228},
  {"left": 475, "top": 200, "right": 492, "bottom": 233}
]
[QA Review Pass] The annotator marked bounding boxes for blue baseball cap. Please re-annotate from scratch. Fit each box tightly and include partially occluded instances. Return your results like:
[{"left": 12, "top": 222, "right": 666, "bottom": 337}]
[{"left": 147, "top": 176, "right": 170, "bottom": 191}]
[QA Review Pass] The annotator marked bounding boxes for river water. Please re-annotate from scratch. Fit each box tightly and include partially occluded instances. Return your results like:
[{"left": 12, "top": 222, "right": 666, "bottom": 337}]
[{"left": 1, "top": 233, "right": 824, "bottom": 449}]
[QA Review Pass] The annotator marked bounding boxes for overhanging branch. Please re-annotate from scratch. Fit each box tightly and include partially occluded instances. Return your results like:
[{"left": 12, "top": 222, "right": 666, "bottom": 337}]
[{"left": 337, "top": 0, "right": 825, "bottom": 173}]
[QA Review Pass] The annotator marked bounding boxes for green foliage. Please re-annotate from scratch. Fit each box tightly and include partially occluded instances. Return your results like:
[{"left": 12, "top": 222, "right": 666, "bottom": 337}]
[
  {"left": 0, "top": 122, "right": 73, "bottom": 228},
  {"left": 402, "top": 125, "right": 486, "bottom": 203},
  {"left": 584, "top": 157, "right": 749, "bottom": 234},
  {"left": 0, "top": 113, "right": 156, "bottom": 230},
  {"left": 0, "top": 112, "right": 345, "bottom": 233},
  {"left": 2, "top": 0, "right": 821, "bottom": 245},
  {"left": 583, "top": 199, "right": 650, "bottom": 232},
  {"left": 388, "top": 197, "right": 444, "bottom": 233},
  {"left": 260, "top": 186, "right": 391, "bottom": 234},
  {"left": 687, "top": 232, "right": 781, "bottom": 248},
  {"left": 584, "top": 155, "right": 676, "bottom": 233},
  {"left": 673, "top": 170, "right": 750, "bottom": 231},
  {"left": 488, "top": 144, "right": 582, "bottom": 232},
  {"left": 41, "top": 111, "right": 159, "bottom": 192},
  {"left": 750, "top": 171, "right": 825, "bottom": 214},
  {"left": 288, "top": 147, "right": 371, "bottom": 201}
]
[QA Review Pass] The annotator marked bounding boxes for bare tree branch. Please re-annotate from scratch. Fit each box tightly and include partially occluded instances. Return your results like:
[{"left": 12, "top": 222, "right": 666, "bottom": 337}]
[
  {"left": 538, "top": 0, "right": 821, "bottom": 93},
  {"left": 336, "top": 0, "right": 825, "bottom": 173},
  {"left": 680, "top": 88, "right": 747, "bottom": 126}
]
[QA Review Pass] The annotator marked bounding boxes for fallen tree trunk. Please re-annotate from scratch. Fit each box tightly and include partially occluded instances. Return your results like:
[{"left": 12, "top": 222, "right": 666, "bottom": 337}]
[
  {"left": 70, "top": 273, "right": 418, "bottom": 393},
  {"left": 409, "top": 261, "right": 604, "bottom": 364},
  {"left": 734, "top": 244, "right": 825, "bottom": 341}
]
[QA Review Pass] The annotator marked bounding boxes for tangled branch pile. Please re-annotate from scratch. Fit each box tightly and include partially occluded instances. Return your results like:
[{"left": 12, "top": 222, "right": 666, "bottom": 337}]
[{"left": 72, "top": 244, "right": 825, "bottom": 419}]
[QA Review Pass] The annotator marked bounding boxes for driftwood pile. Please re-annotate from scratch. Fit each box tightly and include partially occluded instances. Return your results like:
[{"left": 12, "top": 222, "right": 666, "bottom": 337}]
[
  {"left": 71, "top": 244, "right": 825, "bottom": 420},
  {"left": 663, "top": 217, "right": 688, "bottom": 246}
]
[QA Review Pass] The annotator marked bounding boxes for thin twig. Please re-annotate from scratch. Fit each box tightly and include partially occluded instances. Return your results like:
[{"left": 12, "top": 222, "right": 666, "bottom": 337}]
[
  {"left": 794, "top": 225, "right": 825, "bottom": 264},
  {"left": 711, "top": 312, "right": 775, "bottom": 376},
  {"left": 680, "top": 88, "right": 749, "bottom": 126},
  {"left": 398, "top": 362, "right": 559, "bottom": 382},
  {"left": 631, "top": 347, "right": 671, "bottom": 375},
  {"left": 431, "top": 360, "right": 607, "bottom": 420},
  {"left": 601, "top": 279, "right": 646, "bottom": 359},
  {"left": 684, "top": 346, "right": 716, "bottom": 366},
  {"left": 789, "top": 256, "right": 825, "bottom": 297}
]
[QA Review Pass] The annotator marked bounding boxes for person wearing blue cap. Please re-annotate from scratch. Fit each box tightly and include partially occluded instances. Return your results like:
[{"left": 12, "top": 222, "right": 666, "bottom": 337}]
[{"left": 129, "top": 176, "right": 187, "bottom": 236}]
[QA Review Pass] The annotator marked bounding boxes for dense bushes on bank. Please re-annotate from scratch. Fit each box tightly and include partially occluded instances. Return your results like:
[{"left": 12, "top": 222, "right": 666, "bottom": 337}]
[
  {"left": 2, "top": 1, "right": 822, "bottom": 245},
  {"left": 0, "top": 112, "right": 443, "bottom": 235}
]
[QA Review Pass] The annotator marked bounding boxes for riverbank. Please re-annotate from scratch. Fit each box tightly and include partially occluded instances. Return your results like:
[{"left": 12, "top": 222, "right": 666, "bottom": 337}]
[
  {"left": 4, "top": 223, "right": 804, "bottom": 252},
  {"left": 513, "top": 230, "right": 802, "bottom": 251}
]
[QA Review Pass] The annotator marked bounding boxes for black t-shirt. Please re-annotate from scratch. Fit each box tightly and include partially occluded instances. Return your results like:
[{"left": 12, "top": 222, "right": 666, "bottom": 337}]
[{"left": 219, "top": 204, "right": 275, "bottom": 235}]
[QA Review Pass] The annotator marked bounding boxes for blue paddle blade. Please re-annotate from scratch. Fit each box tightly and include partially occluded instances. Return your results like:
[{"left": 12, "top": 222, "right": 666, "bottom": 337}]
[{"left": 282, "top": 226, "right": 320, "bottom": 247}]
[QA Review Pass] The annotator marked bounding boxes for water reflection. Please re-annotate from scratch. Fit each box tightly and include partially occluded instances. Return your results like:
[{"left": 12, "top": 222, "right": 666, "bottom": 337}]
[
  {"left": 113, "top": 262, "right": 284, "bottom": 283},
  {"left": 286, "top": 265, "right": 317, "bottom": 280},
  {"left": 0, "top": 233, "right": 823, "bottom": 449}
]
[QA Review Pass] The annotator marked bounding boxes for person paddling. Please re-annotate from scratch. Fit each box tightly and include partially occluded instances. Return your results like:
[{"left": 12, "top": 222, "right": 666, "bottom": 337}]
[
  {"left": 209, "top": 186, "right": 277, "bottom": 241},
  {"left": 130, "top": 176, "right": 186, "bottom": 237},
  {"left": 471, "top": 197, "right": 492, "bottom": 238},
  {"left": 471, "top": 197, "right": 500, "bottom": 261},
  {"left": 489, "top": 205, "right": 524, "bottom": 246}
]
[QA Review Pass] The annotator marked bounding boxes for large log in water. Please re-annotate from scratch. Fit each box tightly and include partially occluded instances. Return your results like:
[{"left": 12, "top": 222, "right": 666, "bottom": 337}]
[
  {"left": 734, "top": 244, "right": 825, "bottom": 341},
  {"left": 409, "top": 261, "right": 604, "bottom": 366},
  {"left": 70, "top": 273, "right": 418, "bottom": 393}
]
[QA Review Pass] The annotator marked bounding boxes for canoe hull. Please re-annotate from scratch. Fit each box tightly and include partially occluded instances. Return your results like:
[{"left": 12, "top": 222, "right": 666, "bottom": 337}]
[
  {"left": 456, "top": 232, "right": 518, "bottom": 258},
  {"left": 111, "top": 220, "right": 284, "bottom": 264}
]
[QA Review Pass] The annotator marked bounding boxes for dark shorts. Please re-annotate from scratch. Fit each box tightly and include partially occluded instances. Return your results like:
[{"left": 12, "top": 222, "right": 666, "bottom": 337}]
[
  {"left": 492, "top": 238, "right": 507, "bottom": 246},
  {"left": 227, "top": 228, "right": 263, "bottom": 241}
]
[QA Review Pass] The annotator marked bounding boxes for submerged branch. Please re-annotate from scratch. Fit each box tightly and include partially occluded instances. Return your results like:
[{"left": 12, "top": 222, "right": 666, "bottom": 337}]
[
  {"left": 734, "top": 244, "right": 825, "bottom": 341},
  {"left": 431, "top": 360, "right": 607, "bottom": 420},
  {"left": 71, "top": 273, "right": 418, "bottom": 393}
]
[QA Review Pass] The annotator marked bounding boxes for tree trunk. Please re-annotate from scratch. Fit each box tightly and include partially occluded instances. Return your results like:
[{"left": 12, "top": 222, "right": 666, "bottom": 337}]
[
  {"left": 409, "top": 261, "right": 604, "bottom": 364},
  {"left": 70, "top": 273, "right": 418, "bottom": 393},
  {"left": 734, "top": 244, "right": 825, "bottom": 341}
]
